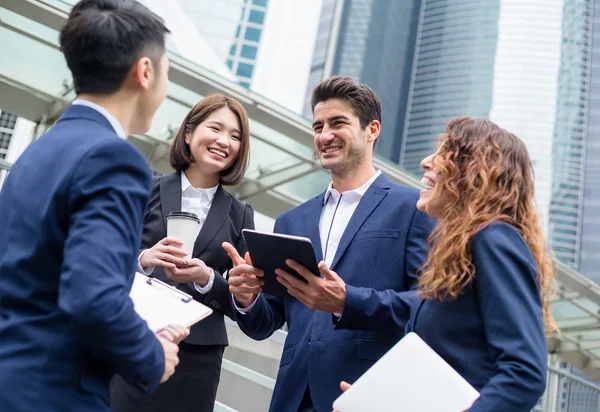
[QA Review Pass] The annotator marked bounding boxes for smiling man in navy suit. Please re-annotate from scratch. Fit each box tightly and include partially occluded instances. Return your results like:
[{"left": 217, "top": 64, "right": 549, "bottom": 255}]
[
  {"left": 0, "top": 1, "right": 188, "bottom": 411},
  {"left": 224, "top": 76, "right": 433, "bottom": 412}
]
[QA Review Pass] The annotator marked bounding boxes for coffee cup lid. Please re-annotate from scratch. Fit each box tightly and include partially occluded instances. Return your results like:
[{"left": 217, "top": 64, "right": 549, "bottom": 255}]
[{"left": 167, "top": 211, "right": 200, "bottom": 223}]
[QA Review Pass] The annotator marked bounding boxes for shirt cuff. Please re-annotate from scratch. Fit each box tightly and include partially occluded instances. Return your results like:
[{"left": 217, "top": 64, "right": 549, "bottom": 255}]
[
  {"left": 232, "top": 293, "right": 260, "bottom": 315},
  {"left": 193, "top": 269, "right": 215, "bottom": 295},
  {"left": 138, "top": 250, "right": 155, "bottom": 276}
]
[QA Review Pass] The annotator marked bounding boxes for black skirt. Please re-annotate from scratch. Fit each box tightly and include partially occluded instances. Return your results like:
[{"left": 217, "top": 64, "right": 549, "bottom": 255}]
[{"left": 110, "top": 343, "right": 225, "bottom": 412}]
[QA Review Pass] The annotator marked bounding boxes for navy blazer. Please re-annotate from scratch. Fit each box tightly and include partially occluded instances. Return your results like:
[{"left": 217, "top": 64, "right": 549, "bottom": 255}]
[
  {"left": 141, "top": 172, "right": 254, "bottom": 345},
  {"left": 235, "top": 174, "right": 433, "bottom": 412},
  {"left": 0, "top": 105, "right": 164, "bottom": 412},
  {"left": 406, "top": 222, "right": 548, "bottom": 411}
]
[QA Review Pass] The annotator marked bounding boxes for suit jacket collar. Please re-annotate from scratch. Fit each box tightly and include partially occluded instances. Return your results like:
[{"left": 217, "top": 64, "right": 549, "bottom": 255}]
[
  {"left": 305, "top": 173, "right": 392, "bottom": 270},
  {"left": 57, "top": 104, "right": 120, "bottom": 137},
  {"left": 330, "top": 173, "right": 391, "bottom": 269},
  {"left": 160, "top": 171, "right": 232, "bottom": 258}
]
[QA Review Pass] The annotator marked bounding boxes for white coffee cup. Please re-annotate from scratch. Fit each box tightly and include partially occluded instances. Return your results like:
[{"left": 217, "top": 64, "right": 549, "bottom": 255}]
[{"left": 166, "top": 211, "right": 200, "bottom": 260}]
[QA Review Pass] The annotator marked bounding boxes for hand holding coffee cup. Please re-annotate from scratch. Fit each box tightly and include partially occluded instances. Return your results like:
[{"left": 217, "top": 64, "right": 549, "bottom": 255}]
[
  {"left": 166, "top": 211, "right": 201, "bottom": 262},
  {"left": 139, "top": 237, "right": 188, "bottom": 269}
]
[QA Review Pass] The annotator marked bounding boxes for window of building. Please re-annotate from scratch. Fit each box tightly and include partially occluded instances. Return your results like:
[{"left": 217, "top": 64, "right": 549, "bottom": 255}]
[
  {"left": 241, "top": 45, "right": 258, "bottom": 60},
  {"left": 252, "top": 0, "right": 268, "bottom": 7},
  {"left": 0, "top": 112, "right": 17, "bottom": 131},
  {"left": 249, "top": 10, "right": 265, "bottom": 24},
  {"left": 237, "top": 62, "right": 254, "bottom": 78},
  {"left": 245, "top": 27, "right": 261, "bottom": 42}
]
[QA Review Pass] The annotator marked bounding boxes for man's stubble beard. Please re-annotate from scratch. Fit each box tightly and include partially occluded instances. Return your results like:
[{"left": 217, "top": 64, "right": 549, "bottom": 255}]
[{"left": 320, "top": 135, "right": 366, "bottom": 179}]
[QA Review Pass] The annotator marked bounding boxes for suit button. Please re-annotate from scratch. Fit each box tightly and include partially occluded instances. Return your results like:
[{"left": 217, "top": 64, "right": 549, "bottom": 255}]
[
  {"left": 211, "top": 300, "right": 221, "bottom": 309},
  {"left": 308, "top": 338, "right": 311, "bottom": 345}
]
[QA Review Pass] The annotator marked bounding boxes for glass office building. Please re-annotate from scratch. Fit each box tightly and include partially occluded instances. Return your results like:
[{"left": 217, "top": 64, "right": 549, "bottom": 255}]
[
  {"left": 400, "top": 0, "right": 500, "bottom": 173},
  {"left": 548, "top": 0, "right": 593, "bottom": 269},
  {"left": 580, "top": 0, "right": 600, "bottom": 282},
  {"left": 178, "top": 0, "right": 269, "bottom": 88},
  {"left": 305, "top": 0, "right": 422, "bottom": 163}
]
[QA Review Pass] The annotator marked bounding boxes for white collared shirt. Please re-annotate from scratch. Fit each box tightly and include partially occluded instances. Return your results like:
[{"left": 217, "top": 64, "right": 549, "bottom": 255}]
[
  {"left": 180, "top": 172, "right": 218, "bottom": 238},
  {"left": 72, "top": 99, "right": 126, "bottom": 139},
  {"left": 319, "top": 170, "right": 382, "bottom": 267},
  {"left": 139, "top": 172, "right": 219, "bottom": 295},
  {"left": 235, "top": 170, "right": 382, "bottom": 314}
]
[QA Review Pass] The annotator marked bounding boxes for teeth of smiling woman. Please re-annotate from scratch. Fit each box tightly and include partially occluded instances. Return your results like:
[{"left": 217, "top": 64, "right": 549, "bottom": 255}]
[{"left": 209, "top": 149, "right": 226, "bottom": 158}]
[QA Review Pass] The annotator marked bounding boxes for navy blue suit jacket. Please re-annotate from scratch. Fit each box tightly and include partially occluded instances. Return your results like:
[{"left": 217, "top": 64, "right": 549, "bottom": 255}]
[
  {"left": 0, "top": 105, "right": 164, "bottom": 412},
  {"left": 235, "top": 174, "right": 432, "bottom": 412},
  {"left": 407, "top": 222, "right": 548, "bottom": 411}
]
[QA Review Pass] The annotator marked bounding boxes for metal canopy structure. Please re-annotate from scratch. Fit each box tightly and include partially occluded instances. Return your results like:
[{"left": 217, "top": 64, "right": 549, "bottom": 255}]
[{"left": 2, "top": 0, "right": 600, "bottom": 382}]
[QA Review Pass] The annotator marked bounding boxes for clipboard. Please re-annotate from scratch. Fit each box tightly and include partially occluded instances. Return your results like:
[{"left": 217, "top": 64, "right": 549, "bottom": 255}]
[
  {"left": 130, "top": 272, "right": 213, "bottom": 332},
  {"left": 332, "top": 332, "right": 480, "bottom": 412}
]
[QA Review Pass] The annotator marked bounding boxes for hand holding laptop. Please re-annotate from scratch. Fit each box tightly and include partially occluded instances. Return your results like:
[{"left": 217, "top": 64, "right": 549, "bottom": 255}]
[
  {"left": 332, "top": 333, "right": 479, "bottom": 412},
  {"left": 333, "top": 382, "right": 352, "bottom": 412}
]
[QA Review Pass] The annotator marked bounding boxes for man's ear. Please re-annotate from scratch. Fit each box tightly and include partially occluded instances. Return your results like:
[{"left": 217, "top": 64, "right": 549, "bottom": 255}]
[
  {"left": 132, "top": 56, "right": 153, "bottom": 90},
  {"left": 367, "top": 120, "right": 380, "bottom": 144}
]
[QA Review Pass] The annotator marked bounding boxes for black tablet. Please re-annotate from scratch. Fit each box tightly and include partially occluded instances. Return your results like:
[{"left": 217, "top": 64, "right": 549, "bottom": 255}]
[{"left": 241, "top": 229, "right": 321, "bottom": 297}]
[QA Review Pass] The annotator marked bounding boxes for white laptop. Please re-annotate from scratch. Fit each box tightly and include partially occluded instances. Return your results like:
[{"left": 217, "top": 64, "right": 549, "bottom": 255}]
[{"left": 332, "top": 332, "right": 480, "bottom": 412}]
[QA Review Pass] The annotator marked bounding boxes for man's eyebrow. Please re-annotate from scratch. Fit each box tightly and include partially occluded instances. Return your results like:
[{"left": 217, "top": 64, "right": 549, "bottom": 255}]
[
  {"left": 312, "top": 115, "right": 350, "bottom": 129},
  {"left": 329, "top": 115, "right": 350, "bottom": 122}
]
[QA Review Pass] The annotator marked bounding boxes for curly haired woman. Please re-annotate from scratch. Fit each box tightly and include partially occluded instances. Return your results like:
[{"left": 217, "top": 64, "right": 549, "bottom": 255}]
[{"left": 405, "top": 116, "right": 557, "bottom": 411}]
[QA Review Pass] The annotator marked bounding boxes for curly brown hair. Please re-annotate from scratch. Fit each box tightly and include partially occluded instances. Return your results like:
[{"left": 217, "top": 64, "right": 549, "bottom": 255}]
[{"left": 418, "top": 116, "right": 557, "bottom": 334}]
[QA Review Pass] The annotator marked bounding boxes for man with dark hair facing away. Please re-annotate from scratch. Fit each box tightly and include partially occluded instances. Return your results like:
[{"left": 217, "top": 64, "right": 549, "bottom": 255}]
[{"left": 0, "top": 1, "right": 188, "bottom": 411}]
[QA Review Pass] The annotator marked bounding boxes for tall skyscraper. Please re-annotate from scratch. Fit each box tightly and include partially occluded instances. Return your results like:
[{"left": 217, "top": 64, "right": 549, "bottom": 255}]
[
  {"left": 548, "top": 0, "right": 593, "bottom": 268},
  {"left": 401, "top": 0, "right": 570, "bottom": 236},
  {"left": 400, "top": 0, "right": 501, "bottom": 173},
  {"left": 579, "top": 0, "right": 600, "bottom": 281},
  {"left": 304, "top": 0, "right": 422, "bottom": 162}
]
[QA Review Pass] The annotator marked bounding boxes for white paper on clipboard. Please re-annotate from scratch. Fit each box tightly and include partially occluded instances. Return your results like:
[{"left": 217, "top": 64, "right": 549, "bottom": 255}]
[{"left": 130, "top": 272, "right": 213, "bottom": 332}]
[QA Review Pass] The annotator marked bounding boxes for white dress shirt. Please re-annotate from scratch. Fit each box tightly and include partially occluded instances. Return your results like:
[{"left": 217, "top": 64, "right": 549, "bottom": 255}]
[
  {"left": 72, "top": 99, "right": 126, "bottom": 139},
  {"left": 235, "top": 170, "right": 382, "bottom": 314},
  {"left": 138, "top": 172, "right": 219, "bottom": 294}
]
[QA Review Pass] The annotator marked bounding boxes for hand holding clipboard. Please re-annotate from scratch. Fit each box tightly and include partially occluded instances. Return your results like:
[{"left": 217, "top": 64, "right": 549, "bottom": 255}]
[{"left": 130, "top": 272, "right": 213, "bottom": 332}]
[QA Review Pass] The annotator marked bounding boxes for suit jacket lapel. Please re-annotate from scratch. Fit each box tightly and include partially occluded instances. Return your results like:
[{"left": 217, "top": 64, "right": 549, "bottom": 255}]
[
  {"left": 330, "top": 174, "right": 391, "bottom": 270},
  {"left": 160, "top": 172, "right": 182, "bottom": 233},
  {"left": 192, "top": 185, "right": 232, "bottom": 257},
  {"left": 305, "top": 194, "right": 325, "bottom": 263}
]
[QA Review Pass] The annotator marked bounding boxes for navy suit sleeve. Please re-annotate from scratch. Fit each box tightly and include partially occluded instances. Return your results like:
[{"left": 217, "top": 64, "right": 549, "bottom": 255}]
[
  {"left": 202, "top": 204, "right": 256, "bottom": 321},
  {"left": 335, "top": 209, "right": 432, "bottom": 332},
  {"left": 467, "top": 223, "right": 547, "bottom": 412},
  {"left": 58, "top": 139, "right": 164, "bottom": 393},
  {"left": 235, "top": 216, "right": 287, "bottom": 340}
]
